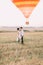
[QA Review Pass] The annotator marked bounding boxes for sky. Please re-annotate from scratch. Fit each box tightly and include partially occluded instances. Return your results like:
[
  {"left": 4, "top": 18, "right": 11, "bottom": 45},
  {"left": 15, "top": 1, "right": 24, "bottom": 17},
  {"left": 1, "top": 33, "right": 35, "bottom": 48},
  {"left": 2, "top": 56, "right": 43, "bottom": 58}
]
[{"left": 0, "top": 0, "right": 43, "bottom": 27}]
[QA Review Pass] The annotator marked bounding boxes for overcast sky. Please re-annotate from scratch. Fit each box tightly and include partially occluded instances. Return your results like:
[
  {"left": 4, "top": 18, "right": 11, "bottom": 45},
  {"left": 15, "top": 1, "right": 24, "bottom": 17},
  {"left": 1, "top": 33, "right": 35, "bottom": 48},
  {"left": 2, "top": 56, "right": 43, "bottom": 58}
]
[{"left": 0, "top": 0, "right": 43, "bottom": 27}]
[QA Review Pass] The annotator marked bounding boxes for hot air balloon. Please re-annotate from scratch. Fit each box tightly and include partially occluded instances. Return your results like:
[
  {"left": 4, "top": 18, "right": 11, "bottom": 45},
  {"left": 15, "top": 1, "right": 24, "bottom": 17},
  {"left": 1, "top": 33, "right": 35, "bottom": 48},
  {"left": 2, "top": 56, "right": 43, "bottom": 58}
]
[{"left": 11, "top": 0, "right": 39, "bottom": 25}]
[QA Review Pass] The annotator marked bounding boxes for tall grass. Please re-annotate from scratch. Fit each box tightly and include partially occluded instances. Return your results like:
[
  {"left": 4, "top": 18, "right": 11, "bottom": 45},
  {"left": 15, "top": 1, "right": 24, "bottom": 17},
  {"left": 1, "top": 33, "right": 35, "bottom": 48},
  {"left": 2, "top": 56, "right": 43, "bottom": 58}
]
[{"left": 0, "top": 31, "right": 43, "bottom": 65}]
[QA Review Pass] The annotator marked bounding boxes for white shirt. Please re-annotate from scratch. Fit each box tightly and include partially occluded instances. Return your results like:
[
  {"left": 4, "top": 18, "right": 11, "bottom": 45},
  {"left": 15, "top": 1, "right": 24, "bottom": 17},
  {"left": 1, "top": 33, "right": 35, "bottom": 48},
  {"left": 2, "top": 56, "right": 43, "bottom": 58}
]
[{"left": 20, "top": 29, "right": 24, "bottom": 36}]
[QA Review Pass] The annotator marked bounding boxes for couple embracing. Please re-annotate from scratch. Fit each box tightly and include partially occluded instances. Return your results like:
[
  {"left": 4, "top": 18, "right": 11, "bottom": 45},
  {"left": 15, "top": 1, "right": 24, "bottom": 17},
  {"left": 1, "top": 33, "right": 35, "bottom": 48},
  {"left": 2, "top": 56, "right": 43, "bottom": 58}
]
[{"left": 17, "top": 27, "right": 24, "bottom": 44}]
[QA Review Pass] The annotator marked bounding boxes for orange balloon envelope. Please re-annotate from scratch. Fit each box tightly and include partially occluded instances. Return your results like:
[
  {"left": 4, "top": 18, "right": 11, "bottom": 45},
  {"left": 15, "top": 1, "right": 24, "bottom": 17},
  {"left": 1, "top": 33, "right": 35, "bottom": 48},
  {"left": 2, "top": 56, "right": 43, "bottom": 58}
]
[{"left": 11, "top": 0, "right": 39, "bottom": 25}]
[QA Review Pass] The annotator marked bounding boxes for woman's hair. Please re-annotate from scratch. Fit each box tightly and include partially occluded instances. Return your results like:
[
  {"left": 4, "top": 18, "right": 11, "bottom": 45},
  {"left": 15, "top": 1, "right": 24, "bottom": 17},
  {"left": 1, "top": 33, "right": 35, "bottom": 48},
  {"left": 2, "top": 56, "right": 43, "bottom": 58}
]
[{"left": 17, "top": 28, "right": 19, "bottom": 30}]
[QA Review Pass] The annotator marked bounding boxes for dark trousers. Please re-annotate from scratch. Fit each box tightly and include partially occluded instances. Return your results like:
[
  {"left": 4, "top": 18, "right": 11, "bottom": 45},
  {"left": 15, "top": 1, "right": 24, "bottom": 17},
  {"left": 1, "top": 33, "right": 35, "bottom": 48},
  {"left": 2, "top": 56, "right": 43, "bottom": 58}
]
[{"left": 21, "top": 36, "right": 24, "bottom": 44}]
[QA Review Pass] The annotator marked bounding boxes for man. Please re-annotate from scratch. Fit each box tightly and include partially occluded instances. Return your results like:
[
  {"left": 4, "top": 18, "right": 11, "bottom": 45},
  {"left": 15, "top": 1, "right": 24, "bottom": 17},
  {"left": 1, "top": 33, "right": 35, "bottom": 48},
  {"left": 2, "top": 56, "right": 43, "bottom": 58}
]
[{"left": 20, "top": 27, "right": 24, "bottom": 44}]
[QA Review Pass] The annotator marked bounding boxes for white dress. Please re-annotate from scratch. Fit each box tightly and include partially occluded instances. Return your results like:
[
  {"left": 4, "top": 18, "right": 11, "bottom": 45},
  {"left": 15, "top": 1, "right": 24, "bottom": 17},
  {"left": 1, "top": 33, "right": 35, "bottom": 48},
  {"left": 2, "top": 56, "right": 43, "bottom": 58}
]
[{"left": 16, "top": 31, "right": 21, "bottom": 41}]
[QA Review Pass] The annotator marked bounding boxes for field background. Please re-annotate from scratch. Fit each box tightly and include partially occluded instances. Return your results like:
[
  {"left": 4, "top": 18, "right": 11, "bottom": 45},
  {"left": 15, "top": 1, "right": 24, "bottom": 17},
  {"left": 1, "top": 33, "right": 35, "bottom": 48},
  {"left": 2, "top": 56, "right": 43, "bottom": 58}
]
[{"left": 0, "top": 29, "right": 43, "bottom": 65}]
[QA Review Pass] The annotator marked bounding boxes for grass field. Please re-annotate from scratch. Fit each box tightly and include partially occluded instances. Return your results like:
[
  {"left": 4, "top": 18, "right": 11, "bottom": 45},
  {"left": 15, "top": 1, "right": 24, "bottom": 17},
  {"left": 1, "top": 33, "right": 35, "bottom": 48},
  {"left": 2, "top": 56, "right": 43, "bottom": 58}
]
[{"left": 0, "top": 31, "right": 43, "bottom": 65}]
